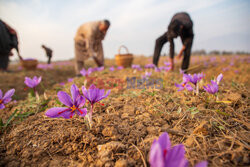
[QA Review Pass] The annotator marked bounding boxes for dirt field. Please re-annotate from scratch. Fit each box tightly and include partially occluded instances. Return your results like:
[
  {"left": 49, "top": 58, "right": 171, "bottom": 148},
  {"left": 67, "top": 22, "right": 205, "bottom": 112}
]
[{"left": 0, "top": 55, "right": 249, "bottom": 167}]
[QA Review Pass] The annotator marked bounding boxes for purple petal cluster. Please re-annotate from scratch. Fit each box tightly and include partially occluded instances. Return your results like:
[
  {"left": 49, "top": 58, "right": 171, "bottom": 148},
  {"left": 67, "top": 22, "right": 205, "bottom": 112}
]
[
  {"left": 82, "top": 84, "right": 110, "bottom": 106},
  {"left": 0, "top": 89, "right": 15, "bottom": 109},
  {"left": 45, "top": 84, "right": 87, "bottom": 119},
  {"left": 141, "top": 72, "right": 152, "bottom": 80},
  {"left": 184, "top": 73, "right": 204, "bottom": 85},
  {"left": 145, "top": 63, "right": 156, "bottom": 69},
  {"left": 150, "top": 132, "right": 207, "bottom": 167},
  {"left": 203, "top": 80, "right": 218, "bottom": 94},
  {"left": 109, "top": 66, "right": 115, "bottom": 71},
  {"left": 117, "top": 66, "right": 124, "bottom": 70},
  {"left": 132, "top": 64, "right": 142, "bottom": 71},
  {"left": 24, "top": 76, "right": 42, "bottom": 88},
  {"left": 80, "top": 68, "right": 92, "bottom": 77}
]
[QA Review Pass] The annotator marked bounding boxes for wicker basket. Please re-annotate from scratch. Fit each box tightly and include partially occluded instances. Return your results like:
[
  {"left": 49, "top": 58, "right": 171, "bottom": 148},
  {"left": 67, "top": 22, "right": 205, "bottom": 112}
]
[
  {"left": 20, "top": 59, "right": 38, "bottom": 70},
  {"left": 115, "top": 45, "right": 133, "bottom": 68}
]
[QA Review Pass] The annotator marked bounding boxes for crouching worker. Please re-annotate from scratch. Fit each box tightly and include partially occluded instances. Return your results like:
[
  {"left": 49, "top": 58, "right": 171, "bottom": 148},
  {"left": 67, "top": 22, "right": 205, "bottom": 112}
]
[
  {"left": 0, "top": 19, "right": 20, "bottom": 72},
  {"left": 153, "top": 12, "right": 194, "bottom": 72},
  {"left": 41, "top": 45, "right": 53, "bottom": 64},
  {"left": 74, "top": 20, "right": 110, "bottom": 76}
]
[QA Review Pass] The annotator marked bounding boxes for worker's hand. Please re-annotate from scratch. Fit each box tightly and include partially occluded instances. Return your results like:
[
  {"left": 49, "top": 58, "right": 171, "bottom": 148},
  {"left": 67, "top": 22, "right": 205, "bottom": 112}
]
[
  {"left": 177, "top": 45, "right": 186, "bottom": 60},
  {"left": 177, "top": 52, "right": 183, "bottom": 59}
]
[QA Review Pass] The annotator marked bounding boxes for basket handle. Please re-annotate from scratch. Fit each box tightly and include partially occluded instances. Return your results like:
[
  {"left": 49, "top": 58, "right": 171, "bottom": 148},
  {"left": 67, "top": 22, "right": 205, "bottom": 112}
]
[{"left": 118, "top": 45, "right": 129, "bottom": 54}]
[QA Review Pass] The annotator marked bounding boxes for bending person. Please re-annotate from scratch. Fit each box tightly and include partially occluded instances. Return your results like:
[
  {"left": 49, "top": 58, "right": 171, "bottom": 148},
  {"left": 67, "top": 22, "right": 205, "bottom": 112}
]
[
  {"left": 153, "top": 12, "right": 194, "bottom": 72},
  {"left": 74, "top": 20, "right": 110, "bottom": 76}
]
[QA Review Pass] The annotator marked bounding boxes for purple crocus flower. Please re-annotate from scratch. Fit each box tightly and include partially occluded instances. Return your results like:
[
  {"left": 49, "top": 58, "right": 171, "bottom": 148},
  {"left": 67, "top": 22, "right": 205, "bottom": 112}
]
[
  {"left": 24, "top": 76, "right": 42, "bottom": 88},
  {"left": 155, "top": 67, "right": 161, "bottom": 72},
  {"left": 59, "top": 82, "right": 65, "bottom": 86},
  {"left": 145, "top": 63, "right": 155, "bottom": 69},
  {"left": 45, "top": 84, "right": 87, "bottom": 119},
  {"left": 117, "top": 66, "right": 124, "bottom": 70},
  {"left": 82, "top": 84, "right": 110, "bottom": 127},
  {"left": 141, "top": 72, "right": 152, "bottom": 80},
  {"left": 175, "top": 82, "right": 193, "bottom": 91},
  {"left": 164, "top": 61, "right": 171, "bottom": 67},
  {"left": 0, "top": 89, "right": 15, "bottom": 109},
  {"left": 68, "top": 78, "right": 74, "bottom": 82},
  {"left": 82, "top": 84, "right": 110, "bottom": 106},
  {"left": 203, "top": 80, "right": 218, "bottom": 94},
  {"left": 184, "top": 73, "right": 204, "bottom": 86},
  {"left": 109, "top": 66, "right": 115, "bottom": 71},
  {"left": 150, "top": 132, "right": 207, "bottom": 167},
  {"left": 80, "top": 68, "right": 92, "bottom": 77},
  {"left": 97, "top": 66, "right": 105, "bottom": 71}
]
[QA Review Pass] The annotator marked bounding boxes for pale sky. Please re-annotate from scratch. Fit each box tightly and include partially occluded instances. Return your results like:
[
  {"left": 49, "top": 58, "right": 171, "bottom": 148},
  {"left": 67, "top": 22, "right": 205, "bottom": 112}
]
[{"left": 0, "top": 0, "right": 249, "bottom": 61}]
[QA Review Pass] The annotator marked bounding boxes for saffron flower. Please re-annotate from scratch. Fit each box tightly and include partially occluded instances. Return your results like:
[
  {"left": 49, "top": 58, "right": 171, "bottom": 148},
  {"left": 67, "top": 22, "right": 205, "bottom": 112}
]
[
  {"left": 109, "top": 66, "right": 115, "bottom": 71},
  {"left": 97, "top": 66, "right": 105, "bottom": 71},
  {"left": 203, "top": 80, "right": 218, "bottom": 94},
  {"left": 149, "top": 132, "right": 207, "bottom": 167},
  {"left": 0, "top": 89, "right": 15, "bottom": 109},
  {"left": 45, "top": 84, "right": 87, "bottom": 119},
  {"left": 117, "top": 66, "right": 124, "bottom": 70},
  {"left": 24, "top": 76, "right": 42, "bottom": 88},
  {"left": 80, "top": 68, "right": 92, "bottom": 77},
  {"left": 175, "top": 75, "right": 193, "bottom": 91},
  {"left": 184, "top": 73, "right": 204, "bottom": 86},
  {"left": 145, "top": 63, "right": 155, "bottom": 69},
  {"left": 82, "top": 84, "right": 110, "bottom": 127},
  {"left": 175, "top": 82, "right": 193, "bottom": 91},
  {"left": 132, "top": 64, "right": 142, "bottom": 71},
  {"left": 68, "top": 78, "right": 74, "bottom": 82},
  {"left": 141, "top": 72, "right": 152, "bottom": 80}
]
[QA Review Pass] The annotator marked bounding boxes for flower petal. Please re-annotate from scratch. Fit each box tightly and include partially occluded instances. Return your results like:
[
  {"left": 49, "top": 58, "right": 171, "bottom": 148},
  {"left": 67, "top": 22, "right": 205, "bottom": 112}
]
[
  {"left": 71, "top": 84, "right": 80, "bottom": 104},
  {"left": 76, "top": 96, "right": 85, "bottom": 108},
  {"left": 149, "top": 142, "right": 165, "bottom": 167},
  {"left": 77, "top": 108, "right": 87, "bottom": 117},
  {"left": 24, "top": 77, "right": 35, "bottom": 88},
  {"left": 195, "top": 161, "right": 208, "bottom": 167},
  {"left": 57, "top": 91, "right": 73, "bottom": 107},
  {"left": 3, "top": 89, "right": 15, "bottom": 101},
  {"left": 0, "top": 103, "right": 5, "bottom": 109},
  {"left": 165, "top": 144, "right": 189, "bottom": 167},
  {"left": 45, "top": 107, "right": 69, "bottom": 118},
  {"left": 97, "top": 90, "right": 110, "bottom": 102},
  {"left": 216, "top": 73, "right": 223, "bottom": 84},
  {"left": 158, "top": 132, "right": 171, "bottom": 150},
  {"left": 0, "top": 89, "right": 2, "bottom": 99}
]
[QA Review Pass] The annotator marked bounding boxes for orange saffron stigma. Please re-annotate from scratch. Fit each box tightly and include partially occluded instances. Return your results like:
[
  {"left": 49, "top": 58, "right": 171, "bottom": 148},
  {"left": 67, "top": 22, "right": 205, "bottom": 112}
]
[
  {"left": 0, "top": 99, "right": 2, "bottom": 104},
  {"left": 70, "top": 105, "right": 77, "bottom": 112}
]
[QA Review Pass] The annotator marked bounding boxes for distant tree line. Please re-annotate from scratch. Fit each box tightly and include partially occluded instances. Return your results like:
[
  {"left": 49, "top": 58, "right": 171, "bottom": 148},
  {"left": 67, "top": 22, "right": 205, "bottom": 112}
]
[{"left": 192, "top": 49, "right": 250, "bottom": 55}]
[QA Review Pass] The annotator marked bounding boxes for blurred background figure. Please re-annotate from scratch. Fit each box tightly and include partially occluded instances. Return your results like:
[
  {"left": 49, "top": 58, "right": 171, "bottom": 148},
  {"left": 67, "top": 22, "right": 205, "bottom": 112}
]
[
  {"left": 74, "top": 19, "right": 110, "bottom": 76},
  {"left": 153, "top": 12, "right": 194, "bottom": 72},
  {"left": 0, "top": 19, "right": 20, "bottom": 72},
  {"left": 41, "top": 44, "right": 53, "bottom": 64}
]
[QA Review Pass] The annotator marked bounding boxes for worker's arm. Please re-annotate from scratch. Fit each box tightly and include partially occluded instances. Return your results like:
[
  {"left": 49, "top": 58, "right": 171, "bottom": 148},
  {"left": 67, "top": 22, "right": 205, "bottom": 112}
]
[{"left": 177, "top": 45, "right": 186, "bottom": 59}]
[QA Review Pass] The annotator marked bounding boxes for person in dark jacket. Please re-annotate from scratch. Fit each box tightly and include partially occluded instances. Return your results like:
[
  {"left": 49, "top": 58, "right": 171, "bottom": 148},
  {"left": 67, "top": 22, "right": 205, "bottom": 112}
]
[
  {"left": 41, "top": 45, "right": 53, "bottom": 64},
  {"left": 0, "top": 19, "right": 20, "bottom": 71},
  {"left": 153, "top": 12, "right": 194, "bottom": 72}
]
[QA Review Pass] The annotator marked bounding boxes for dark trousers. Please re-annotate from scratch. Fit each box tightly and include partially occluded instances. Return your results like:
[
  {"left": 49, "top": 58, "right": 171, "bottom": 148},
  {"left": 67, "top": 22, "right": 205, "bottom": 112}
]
[
  {"left": 47, "top": 56, "right": 52, "bottom": 64},
  {"left": 0, "top": 54, "right": 9, "bottom": 70},
  {"left": 181, "top": 36, "right": 193, "bottom": 70}
]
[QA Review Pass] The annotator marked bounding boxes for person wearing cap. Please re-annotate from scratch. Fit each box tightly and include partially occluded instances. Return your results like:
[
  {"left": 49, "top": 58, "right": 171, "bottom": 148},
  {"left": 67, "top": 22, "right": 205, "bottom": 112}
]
[
  {"left": 0, "top": 19, "right": 20, "bottom": 72},
  {"left": 74, "top": 20, "right": 110, "bottom": 76},
  {"left": 153, "top": 12, "right": 194, "bottom": 72}
]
